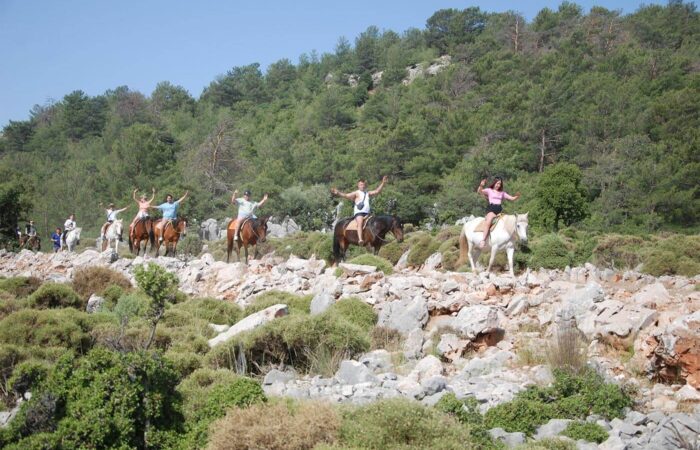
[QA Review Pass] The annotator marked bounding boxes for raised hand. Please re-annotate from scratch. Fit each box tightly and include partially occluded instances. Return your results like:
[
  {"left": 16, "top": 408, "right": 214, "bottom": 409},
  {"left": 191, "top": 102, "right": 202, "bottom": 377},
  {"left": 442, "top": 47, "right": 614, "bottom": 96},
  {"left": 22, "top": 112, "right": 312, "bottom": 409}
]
[{"left": 382, "top": 175, "right": 389, "bottom": 183}]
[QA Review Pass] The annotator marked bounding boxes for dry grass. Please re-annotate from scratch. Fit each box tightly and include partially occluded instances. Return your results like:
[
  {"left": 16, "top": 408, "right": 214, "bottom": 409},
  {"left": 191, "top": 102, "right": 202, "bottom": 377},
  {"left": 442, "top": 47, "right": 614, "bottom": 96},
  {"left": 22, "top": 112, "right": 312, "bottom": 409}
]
[
  {"left": 517, "top": 341, "right": 547, "bottom": 367},
  {"left": 547, "top": 323, "right": 589, "bottom": 374},
  {"left": 207, "top": 401, "right": 340, "bottom": 450},
  {"left": 370, "top": 326, "right": 403, "bottom": 352},
  {"left": 72, "top": 266, "right": 132, "bottom": 300},
  {"left": 305, "top": 346, "right": 350, "bottom": 378}
]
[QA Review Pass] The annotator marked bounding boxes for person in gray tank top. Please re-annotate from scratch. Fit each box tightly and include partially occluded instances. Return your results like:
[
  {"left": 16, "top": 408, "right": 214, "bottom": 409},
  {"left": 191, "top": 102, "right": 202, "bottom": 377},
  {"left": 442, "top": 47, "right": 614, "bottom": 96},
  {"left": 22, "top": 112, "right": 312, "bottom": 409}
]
[{"left": 331, "top": 176, "right": 388, "bottom": 245}]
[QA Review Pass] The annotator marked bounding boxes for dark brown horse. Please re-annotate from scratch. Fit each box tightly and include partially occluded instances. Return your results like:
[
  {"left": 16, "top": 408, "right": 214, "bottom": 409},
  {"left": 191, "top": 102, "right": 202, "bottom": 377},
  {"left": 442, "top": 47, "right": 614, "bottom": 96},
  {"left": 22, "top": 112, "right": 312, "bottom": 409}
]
[
  {"left": 153, "top": 218, "right": 187, "bottom": 257},
  {"left": 226, "top": 217, "right": 269, "bottom": 264},
  {"left": 128, "top": 218, "right": 154, "bottom": 256},
  {"left": 19, "top": 235, "right": 41, "bottom": 251},
  {"left": 332, "top": 215, "right": 403, "bottom": 262}
]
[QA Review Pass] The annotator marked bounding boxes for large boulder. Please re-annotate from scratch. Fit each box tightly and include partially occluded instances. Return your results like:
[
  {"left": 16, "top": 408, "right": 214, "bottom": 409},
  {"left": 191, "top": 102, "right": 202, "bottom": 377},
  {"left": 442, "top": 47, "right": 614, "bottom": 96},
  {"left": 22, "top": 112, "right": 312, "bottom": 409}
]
[
  {"left": 556, "top": 281, "right": 605, "bottom": 338},
  {"left": 335, "top": 360, "right": 378, "bottom": 385},
  {"left": 208, "top": 304, "right": 288, "bottom": 347},
  {"left": 645, "top": 311, "right": 700, "bottom": 388},
  {"left": 450, "top": 305, "right": 500, "bottom": 340},
  {"left": 377, "top": 295, "right": 429, "bottom": 334},
  {"left": 200, "top": 218, "right": 220, "bottom": 241}
]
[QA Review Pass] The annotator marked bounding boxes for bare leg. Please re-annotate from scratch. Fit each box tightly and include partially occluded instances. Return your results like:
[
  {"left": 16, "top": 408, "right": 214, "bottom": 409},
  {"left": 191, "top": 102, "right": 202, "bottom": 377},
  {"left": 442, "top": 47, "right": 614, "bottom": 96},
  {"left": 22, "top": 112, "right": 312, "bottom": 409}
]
[
  {"left": 480, "top": 213, "right": 496, "bottom": 248},
  {"left": 355, "top": 216, "right": 365, "bottom": 244},
  {"left": 233, "top": 220, "right": 242, "bottom": 241}
]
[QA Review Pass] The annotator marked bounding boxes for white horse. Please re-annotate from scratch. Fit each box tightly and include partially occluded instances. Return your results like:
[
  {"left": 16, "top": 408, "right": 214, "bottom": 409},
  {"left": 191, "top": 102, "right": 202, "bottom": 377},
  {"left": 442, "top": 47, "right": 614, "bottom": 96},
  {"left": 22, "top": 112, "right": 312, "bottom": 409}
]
[
  {"left": 64, "top": 228, "right": 82, "bottom": 252},
  {"left": 458, "top": 213, "right": 529, "bottom": 277},
  {"left": 101, "top": 219, "right": 123, "bottom": 255}
]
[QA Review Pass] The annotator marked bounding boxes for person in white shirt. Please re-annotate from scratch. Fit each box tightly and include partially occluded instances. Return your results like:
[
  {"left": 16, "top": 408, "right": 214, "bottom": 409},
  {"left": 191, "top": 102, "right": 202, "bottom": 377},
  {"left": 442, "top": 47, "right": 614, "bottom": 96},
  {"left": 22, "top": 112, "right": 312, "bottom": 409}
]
[
  {"left": 231, "top": 189, "right": 268, "bottom": 241},
  {"left": 100, "top": 203, "right": 128, "bottom": 241},
  {"left": 331, "top": 176, "right": 388, "bottom": 245},
  {"left": 63, "top": 214, "right": 77, "bottom": 247}
]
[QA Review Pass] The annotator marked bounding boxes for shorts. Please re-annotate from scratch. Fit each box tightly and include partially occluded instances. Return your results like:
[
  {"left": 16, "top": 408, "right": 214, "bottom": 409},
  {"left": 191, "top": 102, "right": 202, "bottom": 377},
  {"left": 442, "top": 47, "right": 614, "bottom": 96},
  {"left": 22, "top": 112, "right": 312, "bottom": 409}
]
[
  {"left": 353, "top": 212, "right": 369, "bottom": 218},
  {"left": 486, "top": 204, "right": 503, "bottom": 215},
  {"left": 136, "top": 211, "right": 149, "bottom": 219}
]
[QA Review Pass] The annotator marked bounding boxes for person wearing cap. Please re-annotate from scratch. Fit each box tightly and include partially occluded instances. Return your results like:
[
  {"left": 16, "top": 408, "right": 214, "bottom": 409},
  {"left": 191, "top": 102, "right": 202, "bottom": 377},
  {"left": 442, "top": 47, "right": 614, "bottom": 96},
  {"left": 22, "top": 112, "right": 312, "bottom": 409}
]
[
  {"left": 100, "top": 203, "right": 129, "bottom": 241},
  {"left": 25, "top": 220, "right": 37, "bottom": 237},
  {"left": 231, "top": 189, "right": 268, "bottom": 241}
]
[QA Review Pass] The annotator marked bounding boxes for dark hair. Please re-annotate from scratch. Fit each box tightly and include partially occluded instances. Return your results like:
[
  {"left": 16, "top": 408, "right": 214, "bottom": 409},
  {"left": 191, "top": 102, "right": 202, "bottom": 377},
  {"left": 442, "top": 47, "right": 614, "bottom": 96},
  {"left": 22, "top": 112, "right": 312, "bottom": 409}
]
[
  {"left": 357, "top": 179, "right": 366, "bottom": 183},
  {"left": 56, "top": 228, "right": 61, "bottom": 232},
  {"left": 489, "top": 177, "right": 504, "bottom": 191},
  {"left": 166, "top": 194, "right": 173, "bottom": 198}
]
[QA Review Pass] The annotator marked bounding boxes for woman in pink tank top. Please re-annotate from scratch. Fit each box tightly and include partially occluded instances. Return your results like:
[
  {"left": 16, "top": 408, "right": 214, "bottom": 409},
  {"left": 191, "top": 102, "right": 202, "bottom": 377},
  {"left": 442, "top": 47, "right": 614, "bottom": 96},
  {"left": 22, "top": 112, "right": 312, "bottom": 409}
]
[{"left": 477, "top": 177, "right": 520, "bottom": 248}]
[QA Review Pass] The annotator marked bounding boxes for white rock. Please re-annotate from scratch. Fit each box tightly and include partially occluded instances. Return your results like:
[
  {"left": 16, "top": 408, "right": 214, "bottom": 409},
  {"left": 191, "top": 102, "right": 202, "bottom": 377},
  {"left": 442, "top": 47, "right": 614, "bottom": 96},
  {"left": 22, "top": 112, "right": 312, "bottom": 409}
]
[{"left": 208, "top": 304, "right": 288, "bottom": 347}]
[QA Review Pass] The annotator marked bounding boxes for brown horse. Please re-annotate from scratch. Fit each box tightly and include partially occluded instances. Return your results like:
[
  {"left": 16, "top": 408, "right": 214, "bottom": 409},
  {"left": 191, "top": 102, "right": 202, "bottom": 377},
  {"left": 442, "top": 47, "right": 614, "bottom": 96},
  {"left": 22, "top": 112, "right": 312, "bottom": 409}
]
[
  {"left": 332, "top": 215, "right": 403, "bottom": 263},
  {"left": 128, "top": 218, "right": 154, "bottom": 256},
  {"left": 153, "top": 218, "right": 187, "bottom": 257},
  {"left": 19, "top": 235, "right": 41, "bottom": 251},
  {"left": 226, "top": 217, "right": 269, "bottom": 264}
]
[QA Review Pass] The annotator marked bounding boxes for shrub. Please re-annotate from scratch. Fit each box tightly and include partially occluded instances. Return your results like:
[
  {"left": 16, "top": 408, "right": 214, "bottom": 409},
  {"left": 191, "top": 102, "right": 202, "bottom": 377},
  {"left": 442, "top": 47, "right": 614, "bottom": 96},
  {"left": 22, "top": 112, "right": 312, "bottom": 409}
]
[
  {"left": 27, "top": 283, "right": 83, "bottom": 309},
  {"left": 244, "top": 291, "right": 312, "bottom": 316},
  {"left": 591, "top": 234, "right": 645, "bottom": 269},
  {"left": 378, "top": 241, "right": 407, "bottom": 264},
  {"left": 484, "top": 398, "right": 556, "bottom": 436},
  {"left": 208, "top": 401, "right": 340, "bottom": 450},
  {"left": 326, "top": 298, "right": 377, "bottom": 331},
  {"left": 407, "top": 233, "right": 440, "bottom": 267},
  {"left": 177, "top": 234, "right": 204, "bottom": 258},
  {"left": 8, "top": 359, "right": 50, "bottom": 398},
  {"left": 515, "top": 438, "right": 577, "bottom": 450},
  {"left": 642, "top": 235, "right": 700, "bottom": 276},
  {"left": 1, "top": 349, "right": 182, "bottom": 449},
  {"left": 339, "top": 398, "right": 478, "bottom": 449},
  {"left": 530, "top": 234, "right": 571, "bottom": 269},
  {"left": 435, "top": 393, "right": 483, "bottom": 427},
  {"left": 269, "top": 231, "right": 333, "bottom": 262},
  {"left": 113, "top": 293, "right": 150, "bottom": 323},
  {"left": 560, "top": 421, "right": 608, "bottom": 443},
  {"left": 547, "top": 324, "right": 588, "bottom": 375},
  {"left": 101, "top": 284, "right": 126, "bottom": 310},
  {"left": 164, "top": 350, "right": 203, "bottom": 377},
  {"left": 0, "top": 277, "right": 42, "bottom": 298},
  {"left": 207, "top": 312, "right": 370, "bottom": 375},
  {"left": 346, "top": 254, "right": 394, "bottom": 275},
  {"left": 168, "top": 297, "right": 242, "bottom": 326},
  {"left": 0, "top": 309, "right": 99, "bottom": 352},
  {"left": 71, "top": 266, "right": 132, "bottom": 300},
  {"left": 370, "top": 326, "right": 403, "bottom": 352}
]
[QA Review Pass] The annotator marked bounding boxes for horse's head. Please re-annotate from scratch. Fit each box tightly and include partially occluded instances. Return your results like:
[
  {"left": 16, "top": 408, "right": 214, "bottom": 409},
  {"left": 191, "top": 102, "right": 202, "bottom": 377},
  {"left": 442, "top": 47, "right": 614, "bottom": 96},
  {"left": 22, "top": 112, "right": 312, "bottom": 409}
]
[
  {"left": 178, "top": 218, "right": 188, "bottom": 236},
  {"left": 515, "top": 213, "right": 529, "bottom": 243},
  {"left": 391, "top": 216, "right": 404, "bottom": 243},
  {"left": 255, "top": 216, "right": 269, "bottom": 243}
]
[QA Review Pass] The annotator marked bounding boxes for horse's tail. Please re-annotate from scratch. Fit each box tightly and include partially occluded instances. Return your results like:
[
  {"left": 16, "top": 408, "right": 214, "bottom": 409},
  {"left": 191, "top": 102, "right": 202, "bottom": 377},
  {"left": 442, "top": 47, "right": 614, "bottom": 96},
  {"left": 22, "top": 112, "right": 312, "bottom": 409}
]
[
  {"left": 128, "top": 231, "right": 134, "bottom": 253},
  {"left": 457, "top": 228, "right": 468, "bottom": 267}
]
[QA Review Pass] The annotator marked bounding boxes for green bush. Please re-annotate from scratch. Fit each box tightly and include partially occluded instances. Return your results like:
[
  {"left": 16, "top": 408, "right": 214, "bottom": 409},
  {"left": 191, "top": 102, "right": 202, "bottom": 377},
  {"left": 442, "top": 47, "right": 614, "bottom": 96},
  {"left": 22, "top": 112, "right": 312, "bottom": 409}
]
[
  {"left": 642, "top": 234, "right": 700, "bottom": 276},
  {"left": 515, "top": 438, "right": 577, "bottom": 450},
  {"left": 71, "top": 266, "right": 132, "bottom": 300},
  {"left": 176, "top": 234, "right": 203, "bottom": 258},
  {"left": 27, "top": 283, "right": 83, "bottom": 309},
  {"left": 530, "top": 234, "right": 572, "bottom": 269},
  {"left": 326, "top": 298, "right": 377, "bottom": 331},
  {"left": 346, "top": 254, "right": 394, "bottom": 275},
  {"left": 0, "top": 277, "right": 42, "bottom": 298},
  {"left": 244, "top": 290, "right": 312, "bottom": 316},
  {"left": 339, "top": 398, "right": 484, "bottom": 449},
  {"left": 560, "top": 421, "right": 608, "bottom": 443},
  {"left": 378, "top": 241, "right": 408, "bottom": 264},
  {"left": 113, "top": 293, "right": 150, "bottom": 323},
  {"left": 101, "top": 284, "right": 126, "bottom": 310},
  {"left": 407, "top": 233, "right": 441, "bottom": 267},
  {"left": 207, "top": 311, "right": 370, "bottom": 374},
  {"left": 269, "top": 231, "right": 333, "bottom": 262},
  {"left": 484, "top": 398, "right": 556, "bottom": 436},
  {"left": 0, "top": 309, "right": 99, "bottom": 352},
  {"left": 0, "top": 349, "right": 183, "bottom": 449},
  {"left": 435, "top": 393, "right": 483, "bottom": 427},
  {"left": 8, "top": 359, "right": 50, "bottom": 398},
  {"left": 167, "top": 297, "right": 242, "bottom": 326}
]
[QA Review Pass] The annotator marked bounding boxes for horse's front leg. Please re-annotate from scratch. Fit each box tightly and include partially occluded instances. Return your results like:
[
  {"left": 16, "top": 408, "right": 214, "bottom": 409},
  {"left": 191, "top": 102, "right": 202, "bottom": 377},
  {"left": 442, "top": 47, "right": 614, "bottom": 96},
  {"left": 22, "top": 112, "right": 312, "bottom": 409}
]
[
  {"left": 487, "top": 245, "right": 498, "bottom": 274},
  {"left": 506, "top": 245, "right": 515, "bottom": 278},
  {"left": 244, "top": 245, "right": 249, "bottom": 265},
  {"left": 467, "top": 241, "right": 479, "bottom": 273}
]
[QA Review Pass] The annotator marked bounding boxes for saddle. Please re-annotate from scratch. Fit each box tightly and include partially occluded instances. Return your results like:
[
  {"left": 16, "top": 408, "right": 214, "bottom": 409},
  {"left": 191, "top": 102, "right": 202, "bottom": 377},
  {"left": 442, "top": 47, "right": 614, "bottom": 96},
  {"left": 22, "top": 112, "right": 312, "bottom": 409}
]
[
  {"left": 474, "top": 214, "right": 503, "bottom": 233},
  {"left": 344, "top": 215, "right": 373, "bottom": 235}
]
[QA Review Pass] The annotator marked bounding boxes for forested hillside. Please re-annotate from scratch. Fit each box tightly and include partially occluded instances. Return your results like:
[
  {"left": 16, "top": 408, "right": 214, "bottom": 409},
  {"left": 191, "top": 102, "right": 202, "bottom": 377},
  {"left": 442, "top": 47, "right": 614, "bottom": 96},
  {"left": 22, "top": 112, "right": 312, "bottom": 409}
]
[{"left": 1, "top": 1, "right": 698, "bottom": 240}]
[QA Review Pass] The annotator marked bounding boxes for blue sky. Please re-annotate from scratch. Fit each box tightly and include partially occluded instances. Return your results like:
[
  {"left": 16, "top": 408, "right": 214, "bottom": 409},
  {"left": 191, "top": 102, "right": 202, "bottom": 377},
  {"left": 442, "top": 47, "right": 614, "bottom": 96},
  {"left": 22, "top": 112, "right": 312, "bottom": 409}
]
[{"left": 0, "top": 0, "right": 664, "bottom": 127}]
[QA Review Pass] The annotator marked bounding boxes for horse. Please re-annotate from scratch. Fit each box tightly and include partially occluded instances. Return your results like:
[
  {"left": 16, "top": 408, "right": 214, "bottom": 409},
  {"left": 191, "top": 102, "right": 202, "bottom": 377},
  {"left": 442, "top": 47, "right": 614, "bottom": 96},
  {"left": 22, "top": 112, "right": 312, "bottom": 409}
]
[
  {"left": 226, "top": 216, "right": 269, "bottom": 264},
  {"left": 19, "top": 234, "right": 41, "bottom": 251},
  {"left": 332, "top": 215, "right": 404, "bottom": 263},
  {"left": 63, "top": 228, "right": 82, "bottom": 252},
  {"left": 101, "top": 219, "right": 124, "bottom": 255},
  {"left": 153, "top": 218, "right": 187, "bottom": 257},
  {"left": 457, "top": 213, "right": 529, "bottom": 277},
  {"left": 128, "top": 218, "right": 154, "bottom": 256}
]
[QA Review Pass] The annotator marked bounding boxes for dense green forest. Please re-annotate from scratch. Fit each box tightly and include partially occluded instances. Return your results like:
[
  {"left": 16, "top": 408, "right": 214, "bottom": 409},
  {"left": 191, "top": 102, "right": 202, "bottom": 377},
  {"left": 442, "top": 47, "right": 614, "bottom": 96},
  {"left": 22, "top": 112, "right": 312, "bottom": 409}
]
[{"left": 1, "top": 1, "right": 698, "bottom": 241}]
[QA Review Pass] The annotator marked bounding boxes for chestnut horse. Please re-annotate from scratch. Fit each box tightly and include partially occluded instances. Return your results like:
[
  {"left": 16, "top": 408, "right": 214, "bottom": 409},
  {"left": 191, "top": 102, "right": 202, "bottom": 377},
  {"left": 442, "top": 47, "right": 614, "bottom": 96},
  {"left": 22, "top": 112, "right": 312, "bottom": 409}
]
[
  {"left": 226, "top": 217, "right": 269, "bottom": 264},
  {"left": 153, "top": 218, "right": 187, "bottom": 257},
  {"left": 332, "top": 215, "right": 404, "bottom": 263},
  {"left": 128, "top": 218, "right": 154, "bottom": 256},
  {"left": 19, "top": 235, "right": 41, "bottom": 251}
]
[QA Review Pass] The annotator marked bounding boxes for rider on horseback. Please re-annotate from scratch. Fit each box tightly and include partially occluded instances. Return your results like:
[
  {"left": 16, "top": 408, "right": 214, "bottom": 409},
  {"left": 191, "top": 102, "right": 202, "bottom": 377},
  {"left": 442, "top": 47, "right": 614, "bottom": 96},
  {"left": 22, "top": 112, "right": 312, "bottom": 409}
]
[
  {"left": 63, "top": 214, "right": 77, "bottom": 248},
  {"left": 100, "top": 203, "right": 128, "bottom": 241},
  {"left": 331, "top": 176, "right": 388, "bottom": 245},
  {"left": 231, "top": 189, "right": 268, "bottom": 242},
  {"left": 25, "top": 220, "right": 37, "bottom": 237},
  {"left": 154, "top": 192, "right": 188, "bottom": 241},
  {"left": 130, "top": 188, "right": 155, "bottom": 233},
  {"left": 477, "top": 177, "right": 520, "bottom": 248}
]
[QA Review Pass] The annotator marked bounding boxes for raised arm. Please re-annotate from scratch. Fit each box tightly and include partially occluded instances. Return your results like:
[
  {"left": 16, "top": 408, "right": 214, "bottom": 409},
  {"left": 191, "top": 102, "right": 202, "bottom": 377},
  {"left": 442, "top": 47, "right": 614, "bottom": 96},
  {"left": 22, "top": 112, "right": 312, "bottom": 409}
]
[
  {"left": 231, "top": 189, "right": 238, "bottom": 204},
  {"left": 369, "top": 175, "right": 388, "bottom": 196},
  {"left": 148, "top": 188, "right": 156, "bottom": 203},
  {"left": 504, "top": 191, "right": 521, "bottom": 201},
  {"left": 257, "top": 194, "right": 269, "bottom": 208},
  {"left": 477, "top": 179, "right": 489, "bottom": 199},
  {"left": 177, "top": 191, "right": 189, "bottom": 204},
  {"left": 330, "top": 187, "right": 356, "bottom": 201},
  {"left": 116, "top": 207, "right": 129, "bottom": 213},
  {"left": 132, "top": 189, "right": 138, "bottom": 202}
]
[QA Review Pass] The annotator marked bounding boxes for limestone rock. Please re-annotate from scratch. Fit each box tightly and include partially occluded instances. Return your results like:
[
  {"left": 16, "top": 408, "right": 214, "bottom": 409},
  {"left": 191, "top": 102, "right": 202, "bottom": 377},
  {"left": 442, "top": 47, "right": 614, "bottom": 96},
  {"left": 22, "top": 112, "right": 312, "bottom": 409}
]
[
  {"left": 208, "top": 304, "right": 288, "bottom": 347},
  {"left": 378, "top": 295, "right": 428, "bottom": 334},
  {"left": 310, "top": 291, "right": 335, "bottom": 315},
  {"left": 335, "top": 360, "right": 378, "bottom": 385},
  {"left": 86, "top": 294, "right": 104, "bottom": 313}
]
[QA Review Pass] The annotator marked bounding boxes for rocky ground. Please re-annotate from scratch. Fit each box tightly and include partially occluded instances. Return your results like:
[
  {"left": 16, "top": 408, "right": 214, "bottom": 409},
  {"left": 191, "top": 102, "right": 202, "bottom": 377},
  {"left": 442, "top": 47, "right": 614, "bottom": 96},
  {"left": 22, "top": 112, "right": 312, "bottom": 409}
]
[{"left": 1, "top": 247, "right": 699, "bottom": 449}]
